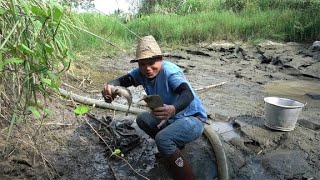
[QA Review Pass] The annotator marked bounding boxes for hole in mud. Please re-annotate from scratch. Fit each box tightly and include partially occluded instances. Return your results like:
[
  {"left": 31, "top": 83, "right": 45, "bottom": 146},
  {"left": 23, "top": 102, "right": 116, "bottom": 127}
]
[{"left": 232, "top": 122, "right": 241, "bottom": 129}]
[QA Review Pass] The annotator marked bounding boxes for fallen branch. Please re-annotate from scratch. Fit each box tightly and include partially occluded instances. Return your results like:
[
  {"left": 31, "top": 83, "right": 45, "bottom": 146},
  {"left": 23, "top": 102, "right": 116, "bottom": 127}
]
[
  {"left": 59, "top": 88, "right": 144, "bottom": 115},
  {"left": 195, "top": 81, "right": 227, "bottom": 92}
]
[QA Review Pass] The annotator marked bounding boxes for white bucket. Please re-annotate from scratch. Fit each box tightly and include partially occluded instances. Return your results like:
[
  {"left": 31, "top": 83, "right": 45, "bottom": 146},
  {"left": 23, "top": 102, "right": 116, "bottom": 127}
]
[{"left": 264, "top": 97, "right": 305, "bottom": 131}]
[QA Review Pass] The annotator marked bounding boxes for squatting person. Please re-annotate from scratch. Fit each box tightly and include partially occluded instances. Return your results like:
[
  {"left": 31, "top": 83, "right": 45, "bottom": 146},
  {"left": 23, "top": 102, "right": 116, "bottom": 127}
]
[{"left": 102, "top": 35, "right": 208, "bottom": 180}]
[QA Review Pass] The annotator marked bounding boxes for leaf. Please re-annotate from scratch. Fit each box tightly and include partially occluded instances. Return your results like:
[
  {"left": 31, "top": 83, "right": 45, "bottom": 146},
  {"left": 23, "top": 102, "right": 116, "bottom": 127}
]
[
  {"left": 44, "top": 43, "right": 53, "bottom": 54},
  {"left": 18, "top": 0, "right": 31, "bottom": 15},
  {"left": 52, "top": 2, "right": 63, "bottom": 13},
  {"left": 31, "top": 5, "right": 47, "bottom": 17},
  {"left": 4, "top": 58, "right": 24, "bottom": 65},
  {"left": 51, "top": 2, "right": 63, "bottom": 21},
  {"left": 0, "top": 8, "right": 6, "bottom": 15},
  {"left": 110, "top": 149, "right": 121, "bottom": 157},
  {"left": 17, "top": 44, "right": 34, "bottom": 54},
  {"left": 46, "top": 71, "right": 59, "bottom": 91},
  {"left": 41, "top": 78, "right": 52, "bottom": 86},
  {"left": 74, "top": 105, "right": 90, "bottom": 116},
  {"left": 1, "top": 57, "right": 24, "bottom": 72},
  {"left": 28, "top": 106, "right": 41, "bottom": 119}
]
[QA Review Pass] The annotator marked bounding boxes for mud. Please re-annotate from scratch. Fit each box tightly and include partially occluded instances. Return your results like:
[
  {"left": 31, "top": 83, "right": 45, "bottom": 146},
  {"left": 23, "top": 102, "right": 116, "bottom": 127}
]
[{"left": 0, "top": 40, "right": 319, "bottom": 179}]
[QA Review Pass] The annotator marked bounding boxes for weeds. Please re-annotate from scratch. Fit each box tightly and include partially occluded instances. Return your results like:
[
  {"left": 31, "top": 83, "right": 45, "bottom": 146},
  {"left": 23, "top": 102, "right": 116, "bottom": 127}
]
[
  {"left": 70, "top": 0, "right": 320, "bottom": 51},
  {"left": 0, "top": 0, "right": 72, "bottom": 153}
]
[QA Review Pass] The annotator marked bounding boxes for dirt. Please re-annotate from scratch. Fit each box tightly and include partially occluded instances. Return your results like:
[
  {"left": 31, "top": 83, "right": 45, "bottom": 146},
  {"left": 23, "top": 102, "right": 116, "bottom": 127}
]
[{"left": 0, "top": 40, "right": 319, "bottom": 180}]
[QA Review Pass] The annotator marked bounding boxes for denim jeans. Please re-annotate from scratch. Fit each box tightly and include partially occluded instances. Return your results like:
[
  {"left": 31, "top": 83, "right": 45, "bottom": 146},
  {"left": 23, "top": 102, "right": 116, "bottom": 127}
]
[{"left": 136, "top": 111, "right": 205, "bottom": 156}]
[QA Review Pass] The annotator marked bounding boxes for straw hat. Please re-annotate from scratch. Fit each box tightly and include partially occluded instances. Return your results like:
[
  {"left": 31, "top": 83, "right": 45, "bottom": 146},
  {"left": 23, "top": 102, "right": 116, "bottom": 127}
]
[{"left": 130, "top": 35, "right": 163, "bottom": 63}]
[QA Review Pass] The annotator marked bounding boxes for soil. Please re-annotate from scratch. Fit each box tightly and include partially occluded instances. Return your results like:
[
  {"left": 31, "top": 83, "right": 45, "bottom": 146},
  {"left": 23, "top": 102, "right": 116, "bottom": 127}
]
[{"left": 0, "top": 40, "right": 319, "bottom": 180}]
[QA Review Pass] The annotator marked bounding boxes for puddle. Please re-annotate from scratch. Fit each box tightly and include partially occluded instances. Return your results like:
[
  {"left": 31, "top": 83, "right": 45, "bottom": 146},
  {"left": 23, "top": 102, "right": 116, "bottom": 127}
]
[
  {"left": 210, "top": 121, "right": 240, "bottom": 141},
  {"left": 263, "top": 80, "right": 320, "bottom": 108}
]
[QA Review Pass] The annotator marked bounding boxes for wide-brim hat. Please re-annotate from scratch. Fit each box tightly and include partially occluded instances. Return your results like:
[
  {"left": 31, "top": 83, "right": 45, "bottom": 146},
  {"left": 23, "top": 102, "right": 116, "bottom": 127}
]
[{"left": 130, "top": 35, "right": 163, "bottom": 63}]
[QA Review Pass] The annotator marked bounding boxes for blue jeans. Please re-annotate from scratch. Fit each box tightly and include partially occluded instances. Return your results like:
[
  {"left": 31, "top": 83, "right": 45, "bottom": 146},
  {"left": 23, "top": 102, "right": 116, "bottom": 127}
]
[{"left": 136, "top": 111, "right": 205, "bottom": 156}]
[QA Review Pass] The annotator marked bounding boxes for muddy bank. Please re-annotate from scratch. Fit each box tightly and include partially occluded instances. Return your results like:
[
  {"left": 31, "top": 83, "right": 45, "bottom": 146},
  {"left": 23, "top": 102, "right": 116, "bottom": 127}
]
[{"left": 0, "top": 40, "right": 319, "bottom": 179}]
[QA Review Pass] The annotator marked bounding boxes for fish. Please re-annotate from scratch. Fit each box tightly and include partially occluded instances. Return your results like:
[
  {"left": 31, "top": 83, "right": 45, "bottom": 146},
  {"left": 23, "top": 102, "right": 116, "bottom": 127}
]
[
  {"left": 138, "top": 95, "right": 163, "bottom": 109},
  {"left": 139, "top": 95, "right": 165, "bottom": 129},
  {"left": 110, "top": 86, "right": 132, "bottom": 116}
]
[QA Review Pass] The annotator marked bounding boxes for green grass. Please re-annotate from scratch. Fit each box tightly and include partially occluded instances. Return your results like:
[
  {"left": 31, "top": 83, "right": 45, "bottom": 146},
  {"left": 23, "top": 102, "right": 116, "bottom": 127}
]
[{"left": 69, "top": 0, "right": 320, "bottom": 55}]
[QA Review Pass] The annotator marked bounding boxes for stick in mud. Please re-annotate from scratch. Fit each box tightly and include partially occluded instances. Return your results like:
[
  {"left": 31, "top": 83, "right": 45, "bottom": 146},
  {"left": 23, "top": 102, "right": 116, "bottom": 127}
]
[{"left": 195, "top": 81, "right": 227, "bottom": 92}]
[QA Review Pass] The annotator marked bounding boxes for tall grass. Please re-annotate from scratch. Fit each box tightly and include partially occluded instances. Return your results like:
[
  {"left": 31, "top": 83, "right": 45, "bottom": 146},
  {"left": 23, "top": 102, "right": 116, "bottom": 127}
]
[
  {"left": 69, "top": 13, "right": 135, "bottom": 54},
  {"left": 70, "top": 0, "right": 320, "bottom": 52}
]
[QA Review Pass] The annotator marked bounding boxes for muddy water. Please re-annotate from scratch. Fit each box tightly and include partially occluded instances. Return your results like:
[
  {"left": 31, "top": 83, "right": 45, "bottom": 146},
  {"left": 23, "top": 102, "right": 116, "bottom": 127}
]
[{"left": 263, "top": 80, "right": 320, "bottom": 108}]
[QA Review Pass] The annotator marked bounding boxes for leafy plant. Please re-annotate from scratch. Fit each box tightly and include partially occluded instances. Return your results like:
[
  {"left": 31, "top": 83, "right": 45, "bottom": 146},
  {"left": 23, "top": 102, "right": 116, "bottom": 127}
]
[
  {"left": 110, "top": 148, "right": 124, "bottom": 158},
  {"left": 0, "top": 0, "right": 74, "bottom": 152},
  {"left": 73, "top": 105, "right": 90, "bottom": 116}
]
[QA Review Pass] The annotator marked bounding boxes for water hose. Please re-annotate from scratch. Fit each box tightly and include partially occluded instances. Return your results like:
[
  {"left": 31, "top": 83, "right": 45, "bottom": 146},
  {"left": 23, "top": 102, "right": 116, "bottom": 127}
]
[{"left": 204, "top": 123, "right": 229, "bottom": 180}]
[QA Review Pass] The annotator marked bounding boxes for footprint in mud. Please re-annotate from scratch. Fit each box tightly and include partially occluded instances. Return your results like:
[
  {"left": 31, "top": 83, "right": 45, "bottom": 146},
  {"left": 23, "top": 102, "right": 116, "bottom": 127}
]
[{"left": 298, "top": 119, "right": 320, "bottom": 131}]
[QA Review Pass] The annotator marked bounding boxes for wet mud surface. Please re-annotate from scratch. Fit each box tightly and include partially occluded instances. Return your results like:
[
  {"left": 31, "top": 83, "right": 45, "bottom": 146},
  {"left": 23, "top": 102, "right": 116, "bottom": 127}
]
[{"left": 0, "top": 40, "right": 320, "bottom": 179}]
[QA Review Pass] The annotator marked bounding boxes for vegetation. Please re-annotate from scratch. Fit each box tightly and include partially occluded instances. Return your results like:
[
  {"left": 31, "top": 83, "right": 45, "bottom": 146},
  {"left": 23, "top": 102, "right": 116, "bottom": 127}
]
[
  {"left": 0, "top": 0, "right": 74, "bottom": 152},
  {"left": 71, "top": 0, "right": 320, "bottom": 51}
]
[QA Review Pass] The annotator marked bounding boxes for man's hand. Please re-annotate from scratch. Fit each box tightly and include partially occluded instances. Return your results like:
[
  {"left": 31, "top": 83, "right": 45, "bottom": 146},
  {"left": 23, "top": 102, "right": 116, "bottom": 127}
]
[
  {"left": 152, "top": 104, "right": 176, "bottom": 129},
  {"left": 102, "top": 84, "right": 114, "bottom": 103}
]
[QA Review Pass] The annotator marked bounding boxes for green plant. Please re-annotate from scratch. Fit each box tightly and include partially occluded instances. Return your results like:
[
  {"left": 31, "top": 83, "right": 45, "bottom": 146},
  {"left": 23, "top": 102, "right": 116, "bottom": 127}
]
[
  {"left": 74, "top": 105, "right": 90, "bottom": 116},
  {"left": 0, "top": 0, "right": 73, "bottom": 152}
]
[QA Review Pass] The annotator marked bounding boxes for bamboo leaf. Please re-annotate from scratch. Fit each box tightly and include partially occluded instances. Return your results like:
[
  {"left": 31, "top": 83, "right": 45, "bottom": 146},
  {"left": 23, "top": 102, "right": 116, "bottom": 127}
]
[
  {"left": 31, "top": 5, "right": 47, "bottom": 17},
  {"left": 4, "top": 58, "right": 24, "bottom": 65},
  {"left": 41, "top": 78, "right": 52, "bottom": 86},
  {"left": 44, "top": 43, "right": 53, "bottom": 54},
  {"left": 28, "top": 106, "right": 41, "bottom": 119},
  {"left": 18, "top": 0, "right": 31, "bottom": 15},
  {"left": 17, "top": 44, "right": 34, "bottom": 54},
  {"left": 74, "top": 105, "right": 90, "bottom": 116},
  {"left": 0, "top": 8, "right": 6, "bottom": 15},
  {"left": 52, "top": 2, "right": 63, "bottom": 13},
  {"left": 51, "top": 2, "right": 63, "bottom": 21},
  {"left": 46, "top": 71, "right": 59, "bottom": 91}
]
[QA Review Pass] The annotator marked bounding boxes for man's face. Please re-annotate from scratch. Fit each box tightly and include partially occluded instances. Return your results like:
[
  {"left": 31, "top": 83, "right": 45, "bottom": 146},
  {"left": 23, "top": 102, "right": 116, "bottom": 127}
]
[{"left": 138, "top": 57, "right": 162, "bottom": 79}]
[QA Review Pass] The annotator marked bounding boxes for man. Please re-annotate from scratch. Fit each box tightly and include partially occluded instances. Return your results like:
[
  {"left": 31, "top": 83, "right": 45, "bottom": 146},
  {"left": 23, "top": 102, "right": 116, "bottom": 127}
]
[{"left": 102, "top": 35, "right": 207, "bottom": 180}]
